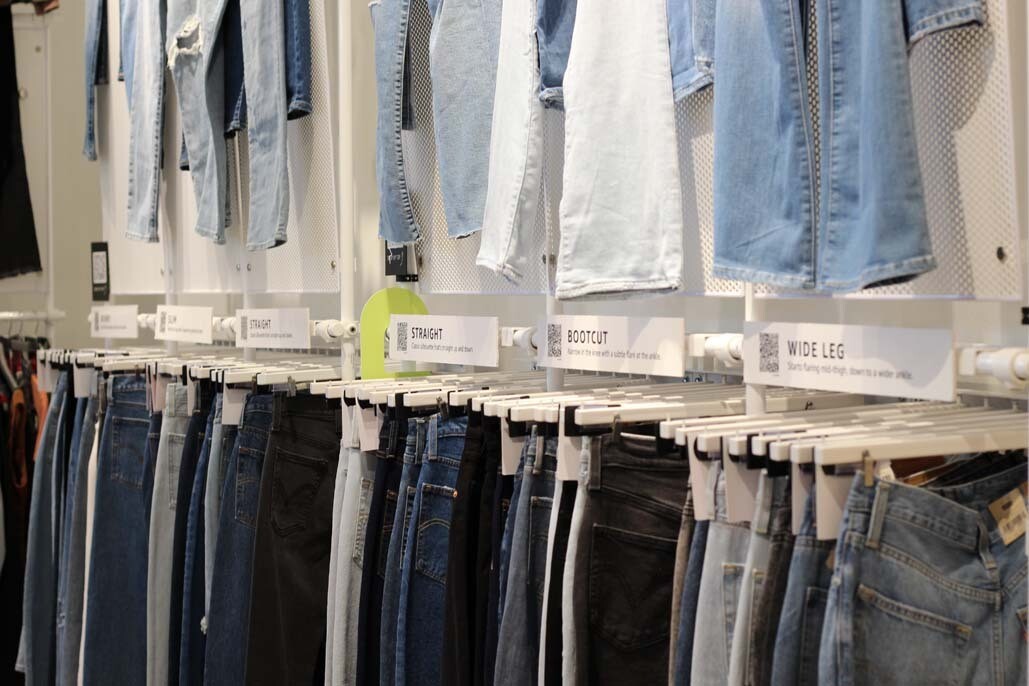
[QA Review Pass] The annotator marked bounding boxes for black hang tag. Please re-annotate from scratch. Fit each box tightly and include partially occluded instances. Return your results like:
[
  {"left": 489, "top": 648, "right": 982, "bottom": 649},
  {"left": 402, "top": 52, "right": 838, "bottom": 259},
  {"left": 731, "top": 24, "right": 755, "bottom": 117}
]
[
  {"left": 91, "top": 241, "right": 110, "bottom": 301},
  {"left": 385, "top": 244, "right": 418, "bottom": 282}
]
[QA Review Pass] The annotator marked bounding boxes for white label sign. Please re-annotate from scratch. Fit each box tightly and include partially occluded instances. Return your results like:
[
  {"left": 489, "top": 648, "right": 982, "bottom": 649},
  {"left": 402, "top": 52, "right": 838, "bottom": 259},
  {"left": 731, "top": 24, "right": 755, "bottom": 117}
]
[
  {"left": 235, "top": 308, "right": 311, "bottom": 349},
  {"left": 155, "top": 305, "right": 213, "bottom": 344},
  {"left": 388, "top": 315, "right": 500, "bottom": 367},
  {"left": 744, "top": 322, "right": 955, "bottom": 402},
  {"left": 539, "top": 315, "right": 685, "bottom": 378},
  {"left": 91, "top": 305, "right": 139, "bottom": 339}
]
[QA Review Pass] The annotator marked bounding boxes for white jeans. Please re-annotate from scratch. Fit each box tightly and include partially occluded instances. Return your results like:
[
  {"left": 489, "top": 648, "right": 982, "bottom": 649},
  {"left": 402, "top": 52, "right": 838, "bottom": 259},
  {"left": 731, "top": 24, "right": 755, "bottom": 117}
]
[{"left": 556, "top": 0, "right": 684, "bottom": 299}]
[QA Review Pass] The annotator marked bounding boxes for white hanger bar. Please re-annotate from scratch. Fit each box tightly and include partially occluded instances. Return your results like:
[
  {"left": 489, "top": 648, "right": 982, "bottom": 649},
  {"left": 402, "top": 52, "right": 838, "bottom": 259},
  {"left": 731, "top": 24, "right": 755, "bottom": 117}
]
[{"left": 256, "top": 366, "right": 343, "bottom": 385}]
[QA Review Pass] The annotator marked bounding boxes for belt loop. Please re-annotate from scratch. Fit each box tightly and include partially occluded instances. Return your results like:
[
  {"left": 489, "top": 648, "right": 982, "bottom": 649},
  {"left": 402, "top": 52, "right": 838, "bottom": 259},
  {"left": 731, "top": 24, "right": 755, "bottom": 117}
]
[
  {"left": 866, "top": 481, "right": 891, "bottom": 550},
  {"left": 533, "top": 435, "right": 544, "bottom": 476},
  {"left": 977, "top": 519, "right": 998, "bottom": 575},
  {"left": 588, "top": 437, "right": 602, "bottom": 492}
]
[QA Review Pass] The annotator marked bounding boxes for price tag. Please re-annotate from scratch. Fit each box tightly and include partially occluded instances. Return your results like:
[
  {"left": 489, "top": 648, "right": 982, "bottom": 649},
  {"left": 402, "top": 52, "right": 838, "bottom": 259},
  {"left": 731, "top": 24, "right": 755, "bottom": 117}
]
[
  {"left": 388, "top": 315, "right": 499, "bottom": 368},
  {"left": 989, "top": 485, "right": 1028, "bottom": 546},
  {"left": 236, "top": 308, "right": 311, "bottom": 349},
  {"left": 91, "top": 242, "right": 110, "bottom": 302},
  {"left": 91, "top": 305, "right": 139, "bottom": 339},
  {"left": 155, "top": 305, "right": 213, "bottom": 344},
  {"left": 538, "top": 315, "right": 685, "bottom": 377},
  {"left": 744, "top": 322, "right": 955, "bottom": 402}
]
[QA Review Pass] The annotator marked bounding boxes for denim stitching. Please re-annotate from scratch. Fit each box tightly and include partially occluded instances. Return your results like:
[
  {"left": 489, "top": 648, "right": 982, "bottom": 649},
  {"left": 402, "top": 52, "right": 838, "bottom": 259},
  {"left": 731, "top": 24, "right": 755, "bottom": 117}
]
[
  {"left": 856, "top": 584, "right": 973, "bottom": 639},
  {"left": 908, "top": 4, "right": 985, "bottom": 46},
  {"left": 388, "top": 1, "right": 420, "bottom": 240}
]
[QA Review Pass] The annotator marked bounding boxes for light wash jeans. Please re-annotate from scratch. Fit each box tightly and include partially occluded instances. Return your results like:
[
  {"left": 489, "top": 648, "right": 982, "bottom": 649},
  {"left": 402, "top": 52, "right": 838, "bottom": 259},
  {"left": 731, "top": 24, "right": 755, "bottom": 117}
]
[
  {"left": 560, "top": 438, "right": 590, "bottom": 684},
  {"left": 83, "top": 0, "right": 108, "bottom": 160},
  {"left": 425, "top": 0, "right": 503, "bottom": 237},
  {"left": 535, "top": 0, "right": 576, "bottom": 108},
  {"left": 667, "top": 0, "right": 715, "bottom": 100},
  {"left": 324, "top": 442, "right": 348, "bottom": 685},
  {"left": 121, "top": 0, "right": 140, "bottom": 97},
  {"left": 556, "top": 0, "right": 683, "bottom": 299},
  {"left": 146, "top": 383, "right": 190, "bottom": 686},
  {"left": 476, "top": 0, "right": 544, "bottom": 283}
]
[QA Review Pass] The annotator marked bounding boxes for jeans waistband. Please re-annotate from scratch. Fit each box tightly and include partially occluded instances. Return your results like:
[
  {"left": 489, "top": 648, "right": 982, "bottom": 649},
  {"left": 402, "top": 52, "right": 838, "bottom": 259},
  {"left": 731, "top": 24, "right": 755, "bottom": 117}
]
[
  {"left": 242, "top": 392, "right": 275, "bottom": 426},
  {"left": 403, "top": 416, "right": 429, "bottom": 465},
  {"left": 427, "top": 413, "right": 469, "bottom": 459},
  {"left": 109, "top": 374, "right": 147, "bottom": 405},
  {"left": 165, "top": 383, "right": 190, "bottom": 418}
]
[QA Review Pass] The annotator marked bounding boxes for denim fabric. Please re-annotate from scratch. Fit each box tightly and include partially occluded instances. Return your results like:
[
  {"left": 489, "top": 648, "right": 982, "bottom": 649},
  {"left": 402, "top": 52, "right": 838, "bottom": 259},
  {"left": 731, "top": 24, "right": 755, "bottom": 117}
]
[
  {"left": 472, "top": 422, "right": 502, "bottom": 685},
  {"left": 425, "top": 0, "right": 503, "bottom": 237},
  {"left": 125, "top": 0, "right": 168, "bottom": 242},
  {"left": 485, "top": 471, "right": 514, "bottom": 685},
  {"left": 56, "top": 395, "right": 97, "bottom": 686},
  {"left": 19, "top": 371, "right": 66, "bottom": 686},
  {"left": 810, "top": 0, "right": 984, "bottom": 291},
  {"left": 495, "top": 437, "right": 556, "bottom": 686},
  {"left": 83, "top": 0, "right": 109, "bottom": 159},
  {"left": 146, "top": 383, "right": 191, "bottom": 686},
  {"left": 395, "top": 414, "right": 467, "bottom": 686},
  {"left": 381, "top": 417, "right": 428, "bottom": 686},
  {"left": 575, "top": 434, "right": 689, "bottom": 684},
  {"left": 560, "top": 437, "right": 589, "bottom": 684},
  {"left": 372, "top": 0, "right": 423, "bottom": 244},
  {"left": 356, "top": 415, "right": 404, "bottom": 686},
  {"left": 498, "top": 436, "right": 529, "bottom": 634},
  {"left": 535, "top": 0, "right": 576, "bottom": 108},
  {"left": 820, "top": 465, "right": 1027, "bottom": 685},
  {"left": 691, "top": 469, "right": 751, "bottom": 685},
  {"left": 178, "top": 399, "right": 217, "bottom": 686},
  {"left": 672, "top": 518, "right": 709, "bottom": 685},
  {"left": 770, "top": 489, "right": 829, "bottom": 686},
  {"left": 325, "top": 441, "right": 347, "bottom": 685},
  {"left": 727, "top": 474, "right": 790, "bottom": 686},
  {"left": 203, "top": 394, "right": 230, "bottom": 615},
  {"left": 75, "top": 410, "right": 101, "bottom": 686},
  {"left": 556, "top": 0, "right": 684, "bottom": 299},
  {"left": 143, "top": 411, "right": 163, "bottom": 522},
  {"left": 223, "top": 0, "right": 246, "bottom": 133},
  {"left": 283, "top": 0, "right": 312, "bottom": 119},
  {"left": 55, "top": 396, "right": 86, "bottom": 680},
  {"left": 331, "top": 435, "right": 378, "bottom": 686},
  {"left": 539, "top": 478, "right": 575, "bottom": 686},
  {"left": 82, "top": 375, "right": 151, "bottom": 686},
  {"left": 203, "top": 393, "right": 273, "bottom": 686},
  {"left": 668, "top": 489, "right": 695, "bottom": 684},
  {"left": 120, "top": 0, "right": 139, "bottom": 98},
  {"left": 476, "top": 0, "right": 544, "bottom": 283},
  {"left": 667, "top": 0, "right": 715, "bottom": 99}
]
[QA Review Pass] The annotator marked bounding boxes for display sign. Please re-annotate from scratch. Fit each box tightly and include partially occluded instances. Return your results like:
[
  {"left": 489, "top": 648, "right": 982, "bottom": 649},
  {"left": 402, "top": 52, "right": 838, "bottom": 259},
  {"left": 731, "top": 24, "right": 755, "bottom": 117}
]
[
  {"left": 235, "top": 308, "right": 311, "bottom": 349},
  {"left": 538, "top": 315, "right": 685, "bottom": 378},
  {"left": 90, "top": 242, "right": 110, "bottom": 301},
  {"left": 155, "top": 305, "right": 213, "bottom": 344},
  {"left": 388, "top": 315, "right": 500, "bottom": 367},
  {"left": 743, "top": 322, "right": 955, "bottom": 402},
  {"left": 91, "top": 305, "right": 139, "bottom": 339}
]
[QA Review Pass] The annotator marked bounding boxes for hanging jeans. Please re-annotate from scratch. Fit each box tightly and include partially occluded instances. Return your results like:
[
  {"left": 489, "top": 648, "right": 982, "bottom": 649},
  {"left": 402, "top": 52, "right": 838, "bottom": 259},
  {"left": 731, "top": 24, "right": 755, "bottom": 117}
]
[
  {"left": 83, "top": 0, "right": 109, "bottom": 160},
  {"left": 556, "top": 0, "right": 683, "bottom": 299},
  {"left": 535, "top": 0, "right": 576, "bottom": 108},
  {"left": 667, "top": 0, "right": 715, "bottom": 100},
  {"left": 81, "top": 375, "right": 152, "bottom": 686}
]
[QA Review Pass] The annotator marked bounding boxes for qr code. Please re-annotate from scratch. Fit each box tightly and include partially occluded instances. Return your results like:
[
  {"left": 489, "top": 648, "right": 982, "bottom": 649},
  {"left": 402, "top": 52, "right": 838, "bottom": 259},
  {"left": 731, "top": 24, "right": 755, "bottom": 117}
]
[
  {"left": 547, "top": 324, "right": 562, "bottom": 358},
  {"left": 239, "top": 315, "right": 248, "bottom": 341},
  {"left": 759, "top": 333, "right": 780, "bottom": 373},
  {"left": 397, "top": 322, "right": 408, "bottom": 352}
]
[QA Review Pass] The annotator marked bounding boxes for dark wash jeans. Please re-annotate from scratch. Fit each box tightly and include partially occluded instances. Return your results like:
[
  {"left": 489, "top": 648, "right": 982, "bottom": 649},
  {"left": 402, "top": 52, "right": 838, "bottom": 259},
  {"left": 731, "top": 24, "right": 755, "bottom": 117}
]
[
  {"left": 244, "top": 394, "right": 341, "bottom": 685},
  {"left": 543, "top": 478, "right": 576, "bottom": 685},
  {"left": 82, "top": 374, "right": 151, "bottom": 686},
  {"left": 472, "top": 420, "right": 502, "bottom": 686},
  {"left": 672, "top": 518, "right": 709, "bottom": 686},
  {"left": 203, "top": 393, "right": 273, "bottom": 686},
  {"left": 579, "top": 434, "right": 690, "bottom": 685},
  {"left": 485, "top": 470, "right": 514, "bottom": 685}
]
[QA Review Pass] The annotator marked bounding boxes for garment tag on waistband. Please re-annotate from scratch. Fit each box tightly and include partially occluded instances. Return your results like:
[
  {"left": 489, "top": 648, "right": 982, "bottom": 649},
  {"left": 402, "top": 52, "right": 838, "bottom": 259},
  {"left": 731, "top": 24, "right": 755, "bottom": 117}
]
[
  {"left": 358, "top": 405, "right": 380, "bottom": 452},
  {"left": 500, "top": 418, "right": 526, "bottom": 476},
  {"left": 989, "top": 484, "right": 1028, "bottom": 546}
]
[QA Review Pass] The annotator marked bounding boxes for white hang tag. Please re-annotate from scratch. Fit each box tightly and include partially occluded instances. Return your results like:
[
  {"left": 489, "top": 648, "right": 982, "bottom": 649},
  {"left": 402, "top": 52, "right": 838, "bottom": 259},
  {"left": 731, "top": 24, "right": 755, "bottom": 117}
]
[
  {"left": 73, "top": 366, "right": 96, "bottom": 399},
  {"left": 791, "top": 462, "right": 814, "bottom": 535},
  {"left": 37, "top": 354, "right": 51, "bottom": 391},
  {"left": 723, "top": 445, "right": 761, "bottom": 523},
  {"left": 501, "top": 418, "right": 527, "bottom": 476},
  {"left": 687, "top": 431, "right": 717, "bottom": 521},
  {"left": 221, "top": 387, "right": 248, "bottom": 426},
  {"left": 340, "top": 402, "right": 353, "bottom": 445},
  {"left": 556, "top": 409, "right": 582, "bottom": 482},
  {"left": 358, "top": 405, "right": 381, "bottom": 452},
  {"left": 348, "top": 406, "right": 362, "bottom": 449},
  {"left": 815, "top": 469, "right": 853, "bottom": 541}
]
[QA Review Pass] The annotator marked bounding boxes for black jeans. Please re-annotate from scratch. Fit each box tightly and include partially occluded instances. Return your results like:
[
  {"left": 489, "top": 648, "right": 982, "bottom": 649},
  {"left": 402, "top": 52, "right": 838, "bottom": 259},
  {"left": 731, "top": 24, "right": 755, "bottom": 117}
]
[
  {"left": 0, "top": 7, "right": 41, "bottom": 279},
  {"left": 472, "top": 419, "right": 501, "bottom": 686},
  {"left": 244, "top": 393, "right": 342, "bottom": 685},
  {"left": 542, "top": 479, "right": 576, "bottom": 685},
  {"left": 484, "top": 469, "right": 514, "bottom": 685}
]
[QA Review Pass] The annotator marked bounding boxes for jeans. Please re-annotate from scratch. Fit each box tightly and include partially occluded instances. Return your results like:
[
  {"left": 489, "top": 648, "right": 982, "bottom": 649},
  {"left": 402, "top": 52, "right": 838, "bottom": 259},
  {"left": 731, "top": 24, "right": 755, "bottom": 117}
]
[
  {"left": 19, "top": 371, "right": 66, "bottom": 686},
  {"left": 146, "top": 383, "right": 191, "bottom": 686},
  {"left": 539, "top": 478, "right": 575, "bottom": 686},
  {"left": 576, "top": 434, "right": 689, "bottom": 684},
  {"left": 325, "top": 441, "right": 347, "bottom": 685},
  {"left": 556, "top": 0, "right": 683, "bottom": 299},
  {"left": 356, "top": 415, "right": 405, "bottom": 686},
  {"left": 120, "top": 0, "right": 139, "bottom": 99},
  {"left": 495, "top": 437, "right": 556, "bottom": 686},
  {"left": 244, "top": 394, "right": 340, "bottom": 685},
  {"left": 54, "top": 396, "right": 85, "bottom": 682},
  {"left": 476, "top": 0, "right": 544, "bottom": 283},
  {"left": 560, "top": 437, "right": 589, "bottom": 684},
  {"left": 178, "top": 399, "right": 217, "bottom": 686},
  {"left": 668, "top": 489, "right": 695, "bottom": 684},
  {"left": 372, "top": 0, "right": 423, "bottom": 244},
  {"left": 426, "top": 0, "right": 503, "bottom": 237},
  {"left": 331, "top": 431, "right": 378, "bottom": 686},
  {"left": 396, "top": 414, "right": 468, "bottom": 686},
  {"left": 771, "top": 490, "right": 830, "bottom": 686},
  {"left": 83, "top": 0, "right": 109, "bottom": 159},
  {"left": 727, "top": 474, "right": 790, "bottom": 686},
  {"left": 56, "top": 395, "right": 98, "bottom": 686},
  {"left": 820, "top": 465, "right": 1028, "bottom": 685},
  {"left": 667, "top": 0, "right": 715, "bottom": 99},
  {"left": 381, "top": 417, "right": 428, "bottom": 686},
  {"left": 535, "top": 0, "right": 576, "bottom": 108},
  {"left": 203, "top": 397, "right": 236, "bottom": 618},
  {"left": 203, "top": 393, "right": 273, "bottom": 686},
  {"left": 82, "top": 375, "right": 151, "bottom": 686},
  {"left": 471, "top": 421, "right": 502, "bottom": 685},
  {"left": 498, "top": 434, "right": 529, "bottom": 636},
  {"left": 485, "top": 471, "right": 514, "bottom": 685},
  {"left": 672, "top": 518, "right": 709, "bottom": 686},
  {"left": 691, "top": 469, "right": 751, "bottom": 685}
]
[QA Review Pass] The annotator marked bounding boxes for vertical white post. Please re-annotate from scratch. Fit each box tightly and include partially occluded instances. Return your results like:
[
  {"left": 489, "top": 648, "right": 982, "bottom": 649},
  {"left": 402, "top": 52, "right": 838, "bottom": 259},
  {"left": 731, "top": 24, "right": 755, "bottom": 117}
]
[
  {"left": 337, "top": 0, "right": 358, "bottom": 381},
  {"left": 744, "top": 284, "right": 765, "bottom": 415},
  {"left": 161, "top": 201, "right": 178, "bottom": 356}
]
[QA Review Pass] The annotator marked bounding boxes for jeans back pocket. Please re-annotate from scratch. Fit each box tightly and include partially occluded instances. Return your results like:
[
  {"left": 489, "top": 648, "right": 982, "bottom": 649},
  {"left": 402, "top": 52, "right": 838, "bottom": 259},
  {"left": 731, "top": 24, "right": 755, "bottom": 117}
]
[
  {"left": 111, "top": 416, "right": 149, "bottom": 488},
  {"left": 271, "top": 448, "right": 329, "bottom": 537},
  {"left": 415, "top": 483, "right": 455, "bottom": 585}
]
